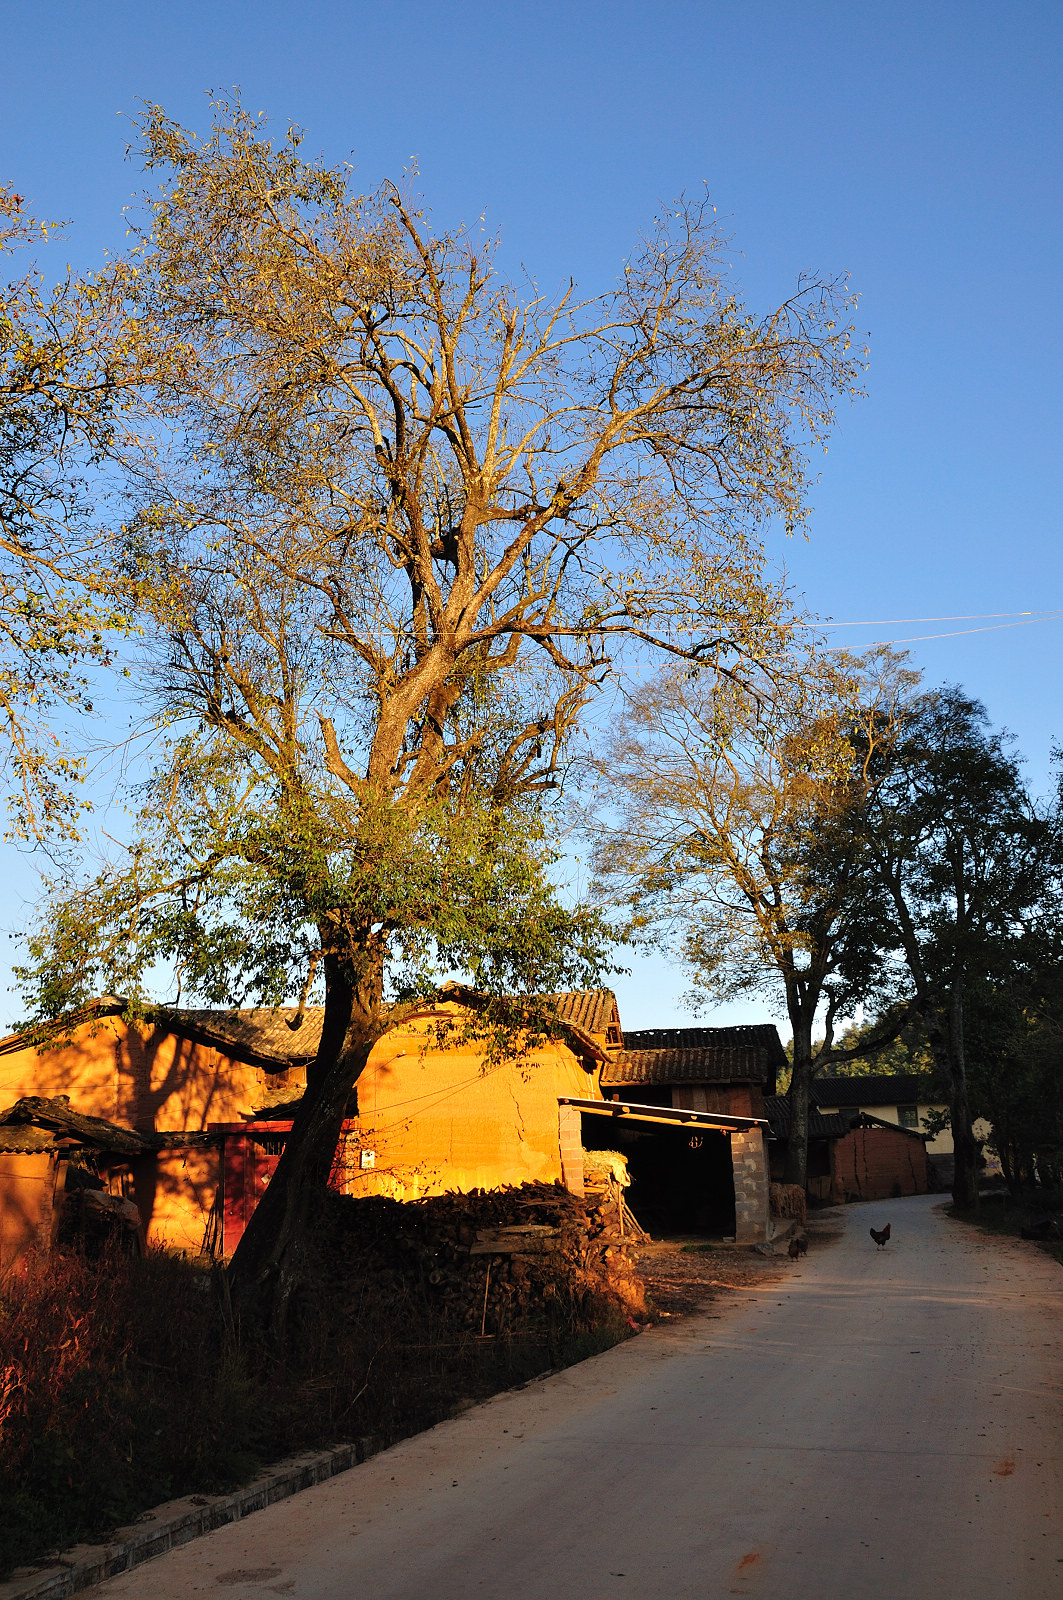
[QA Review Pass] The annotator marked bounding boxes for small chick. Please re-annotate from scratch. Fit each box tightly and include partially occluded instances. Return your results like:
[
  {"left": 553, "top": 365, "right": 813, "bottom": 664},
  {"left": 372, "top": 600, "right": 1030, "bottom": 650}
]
[
  {"left": 869, "top": 1223, "right": 892, "bottom": 1249},
  {"left": 788, "top": 1234, "right": 808, "bottom": 1259}
]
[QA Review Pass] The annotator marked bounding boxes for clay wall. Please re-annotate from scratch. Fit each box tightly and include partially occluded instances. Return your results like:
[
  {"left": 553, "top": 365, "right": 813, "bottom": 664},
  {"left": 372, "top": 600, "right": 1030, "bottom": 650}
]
[
  {"left": 0, "top": 1008, "right": 602, "bottom": 1247},
  {"left": 832, "top": 1125, "right": 928, "bottom": 1202},
  {"left": 0, "top": 1015, "right": 299, "bottom": 1136},
  {"left": 0, "top": 1152, "right": 59, "bottom": 1270},
  {"left": 672, "top": 1084, "right": 761, "bottom": 1119},
  {"left": 342, "top": 1012, "right": 601, "bottom": 1201}
]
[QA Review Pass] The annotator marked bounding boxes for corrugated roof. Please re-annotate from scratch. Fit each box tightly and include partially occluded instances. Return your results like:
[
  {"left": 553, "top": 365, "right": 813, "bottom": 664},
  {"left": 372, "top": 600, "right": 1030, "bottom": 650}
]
[{"left": 812, "top": 1074, "right": 938, "bottom": 1108}]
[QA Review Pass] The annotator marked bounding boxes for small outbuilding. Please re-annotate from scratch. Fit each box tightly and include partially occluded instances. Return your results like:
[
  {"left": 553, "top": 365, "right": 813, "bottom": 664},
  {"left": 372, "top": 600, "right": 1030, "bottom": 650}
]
[
  {"left": 810, "top": 1073, "right": 997, "bottom": 1187},
  {"left": 0, "top": 1095, "right": 214, "bottom": 1267},
  {"left": 597, "top": 1025, "right": 783, "bottom": 1242},
  {"left": 764, "top": 1092, "right": 930, "bottom": 1202}
]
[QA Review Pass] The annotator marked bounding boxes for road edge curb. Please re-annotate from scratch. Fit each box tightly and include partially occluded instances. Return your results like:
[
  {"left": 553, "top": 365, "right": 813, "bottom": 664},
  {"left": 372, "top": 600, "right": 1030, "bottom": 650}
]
[{"left": 0, "top": 1436, "right": 382, "bottom": 1600}]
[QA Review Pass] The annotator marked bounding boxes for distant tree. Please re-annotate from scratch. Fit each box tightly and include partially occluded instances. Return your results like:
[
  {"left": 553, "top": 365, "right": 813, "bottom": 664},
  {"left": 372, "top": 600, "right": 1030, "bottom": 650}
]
[
  {"left": 858, "top": 688, "right": 1060, "bottom": 1210},
  {"left": 955, "top": 931, "right": 1063, "bottom": 1200},
  {"left": 19, "top": 101, "right": 863, "bottom": 1328},
  {"left": 0, "top": 185, "right": 133, "bottom": 838},
  {"left": 591, "top": 647, "right": 917, "bottom": 1188},
  {"left": 820, "top": 1011, "right": 937, "bottom": 1080}
]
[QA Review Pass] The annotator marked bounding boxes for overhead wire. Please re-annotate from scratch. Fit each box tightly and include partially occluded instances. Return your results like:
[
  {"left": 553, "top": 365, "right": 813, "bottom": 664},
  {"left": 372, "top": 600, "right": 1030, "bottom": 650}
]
[
  {"left": 814, "top": 608, "right": 1063, "bottom": 647},
  {"left": 822, "top": 609, "right": 1045, "bottom": 627}
]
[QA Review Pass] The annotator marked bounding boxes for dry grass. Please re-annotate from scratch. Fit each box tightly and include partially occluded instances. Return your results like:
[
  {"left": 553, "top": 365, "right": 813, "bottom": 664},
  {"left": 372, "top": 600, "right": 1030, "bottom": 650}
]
[{"left": 0, "top": 1185, "right": 633, "bottom": 1578}]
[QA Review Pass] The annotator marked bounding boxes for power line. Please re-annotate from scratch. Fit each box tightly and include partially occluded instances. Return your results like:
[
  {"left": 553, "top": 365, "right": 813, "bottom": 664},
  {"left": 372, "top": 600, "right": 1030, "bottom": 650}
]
[
  {"left": 822, "top": 609, "right": 1057, "bottom": 628},
  {"left": 824, "top": 615, "right": 1063, "bottom": 648}
]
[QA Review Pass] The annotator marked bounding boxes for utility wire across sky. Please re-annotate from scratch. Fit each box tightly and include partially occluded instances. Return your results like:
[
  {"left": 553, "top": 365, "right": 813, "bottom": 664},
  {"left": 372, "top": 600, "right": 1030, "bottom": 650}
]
[{"left": 818, "top": 609, "right": 1063, "bottom": 646}]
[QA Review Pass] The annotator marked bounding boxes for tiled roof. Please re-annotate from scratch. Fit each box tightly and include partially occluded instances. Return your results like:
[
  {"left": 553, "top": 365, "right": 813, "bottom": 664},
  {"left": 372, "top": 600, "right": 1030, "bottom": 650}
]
[
  {"left": 171, "top": 990, "right": 619, "bottom": 1068},
  {"left": 549, "top": 991, "right": 619, "bottom": 1036},
  {"left": 812, "top": 1074, "right": 938, "bottom": 1108},
  {"left": 0, "top": 1096, "right": 218, "bottom": 1156},
  {"left": 623, "top": 1024, "right": 787, "bottom": 1065},
  {"left": 762, "top": 1094, "right": 852, "bottom": 1140},
  {"left": 600, "top": 1023, "right": 785, "bottom": 1087},
  {"left": 601, "top": 1045, "right": 771, "bottom": 1086},
  {"left": 0, "top": 1124, "right": 57, "bottom": 1154},
  {"left": 1, "top": 990, "right": 622, "bottom": 1075},
  {"left": 170, "top": 1007, "right": 323, "bottom": 1066}
]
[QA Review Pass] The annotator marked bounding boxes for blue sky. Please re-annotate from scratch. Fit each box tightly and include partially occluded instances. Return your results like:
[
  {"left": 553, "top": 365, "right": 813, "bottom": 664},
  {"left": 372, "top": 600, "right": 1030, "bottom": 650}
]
[{"left": 2, "top": 0, "right": 1060, "bottom": 1030}]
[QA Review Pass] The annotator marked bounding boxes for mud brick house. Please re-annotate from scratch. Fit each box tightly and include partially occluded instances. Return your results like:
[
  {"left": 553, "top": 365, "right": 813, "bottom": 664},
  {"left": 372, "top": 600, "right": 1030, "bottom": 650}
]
[
  {"left": 810, "top": 1074, "right": 998, "bottom": 1187},
  {"left": 597, "top": 1025, "right": 785, "bottom": 1243},
  {"left": 0, "top": 996, "right": 778, "bottom": 1261},
  {"left": 764, "top": 1091, "right": 930, "bottom": 1202}
]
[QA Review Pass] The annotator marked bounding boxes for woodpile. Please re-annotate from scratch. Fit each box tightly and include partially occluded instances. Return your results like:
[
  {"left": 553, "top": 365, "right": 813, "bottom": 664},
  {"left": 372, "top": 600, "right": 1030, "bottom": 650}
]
[{"left": 316, "top": 1180, "right": 647, "bottom": 1339}]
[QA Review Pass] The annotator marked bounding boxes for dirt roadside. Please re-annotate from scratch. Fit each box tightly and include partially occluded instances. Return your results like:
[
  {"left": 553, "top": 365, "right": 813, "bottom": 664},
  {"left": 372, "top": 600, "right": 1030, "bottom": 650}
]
[{"left": 634, "top": 1204, "right": 845, "bottom": 1317}]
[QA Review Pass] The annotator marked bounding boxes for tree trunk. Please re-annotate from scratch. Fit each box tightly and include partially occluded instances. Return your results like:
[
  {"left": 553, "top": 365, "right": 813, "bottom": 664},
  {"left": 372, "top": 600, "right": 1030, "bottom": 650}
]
[
  {"left": 227, "top": 942, "right": 384, "bottom": 1335},
  {"left": 920, "top": 984, "right": 979, "bottom": 1212},
  {"left": 945, "top": 976, "right": 980, "bottom": 1210},
  {"left": 784, "top": 1013, "right": 815, "bottom": 1190}
]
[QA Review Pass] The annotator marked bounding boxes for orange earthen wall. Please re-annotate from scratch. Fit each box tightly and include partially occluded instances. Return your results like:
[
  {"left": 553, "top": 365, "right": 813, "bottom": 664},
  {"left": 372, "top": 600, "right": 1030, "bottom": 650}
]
[
  {"left": 341, "top": 1017, "right": 602, "bottom": 1201},
  {"left": 0, "top": 1017, "right": 301, "bottom": 1136},
  {"left": 0, "top": 1016, "right": 298, "bottom": 1252},
  {"left": 831, "top": 1127, "right": 928, "bottom": 1202},
  {"left": 0, "top": 1152, "right": 59, "bottom": 1271},
  {"left": 0, "top": 1010, "right": 603, "bottom": 1247}
]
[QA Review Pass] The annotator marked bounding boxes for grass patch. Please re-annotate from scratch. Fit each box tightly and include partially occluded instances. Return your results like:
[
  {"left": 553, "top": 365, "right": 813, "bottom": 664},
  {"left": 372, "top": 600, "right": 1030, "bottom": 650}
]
[{"left": 0, "top": 1184, "right": 635, "bottom": 1578}]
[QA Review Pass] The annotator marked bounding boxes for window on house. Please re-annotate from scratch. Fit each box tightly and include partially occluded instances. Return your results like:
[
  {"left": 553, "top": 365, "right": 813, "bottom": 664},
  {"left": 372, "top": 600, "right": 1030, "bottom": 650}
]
[
  {"left": 897, "top": 1104, "right": 919, "bottom": 1130},
  {"left": 606, "top": 1026, "right": 621, "bottom": 1045}
]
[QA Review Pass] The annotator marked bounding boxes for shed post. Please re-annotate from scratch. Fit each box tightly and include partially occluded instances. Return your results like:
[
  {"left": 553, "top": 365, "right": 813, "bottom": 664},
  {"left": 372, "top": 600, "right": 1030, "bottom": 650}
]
[
  {"left": 558, "top": 1103, "right": 585, "bottom": 1196},
  {"left": 730, "top": 1126, "right": 770, "bottom": 1243}
]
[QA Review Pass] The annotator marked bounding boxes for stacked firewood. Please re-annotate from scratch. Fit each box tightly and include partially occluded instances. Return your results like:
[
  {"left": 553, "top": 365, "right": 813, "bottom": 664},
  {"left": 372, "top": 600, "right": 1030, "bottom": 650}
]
[{"left": 316, "top": 1181, "right": 647, "bottom": 1337}]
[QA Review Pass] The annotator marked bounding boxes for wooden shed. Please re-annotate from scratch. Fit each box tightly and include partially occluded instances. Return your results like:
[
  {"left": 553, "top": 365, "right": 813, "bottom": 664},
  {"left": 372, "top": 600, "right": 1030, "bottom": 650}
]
[{"left": 598, "top": 1025, "right": 783, "bottom": 1243}]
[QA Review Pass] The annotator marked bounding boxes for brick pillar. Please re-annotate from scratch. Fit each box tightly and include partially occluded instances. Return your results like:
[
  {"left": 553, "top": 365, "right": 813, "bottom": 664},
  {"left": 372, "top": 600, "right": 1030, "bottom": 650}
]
[
  {"left": 730, "top": 1126, "right": 769, "bottom": 1244},
  {"left": 558, "top": 1103, "right": 584, "bottom": 1196}
]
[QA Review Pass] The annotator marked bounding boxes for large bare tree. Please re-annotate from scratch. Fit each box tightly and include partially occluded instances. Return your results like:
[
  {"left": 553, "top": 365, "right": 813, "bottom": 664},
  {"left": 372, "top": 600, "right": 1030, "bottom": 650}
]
[
  {"left": 590, "top": 649, "right": 919, "bottom": 1187},
  {"left": 21, "top": 102, "right": 863, "bottom": 1322}
]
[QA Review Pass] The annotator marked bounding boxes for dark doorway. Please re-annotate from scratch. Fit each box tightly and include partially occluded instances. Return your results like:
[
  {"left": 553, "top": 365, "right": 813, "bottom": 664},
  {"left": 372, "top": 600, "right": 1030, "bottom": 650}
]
[{"left": 582, "top": 1117, "right": 736, "bottom": 1237}]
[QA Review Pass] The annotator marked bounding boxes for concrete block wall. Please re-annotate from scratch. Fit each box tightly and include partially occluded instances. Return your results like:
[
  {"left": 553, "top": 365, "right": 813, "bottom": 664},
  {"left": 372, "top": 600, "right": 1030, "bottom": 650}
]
[
  {"left": 558, "top": 1103, "right": 584, "bottom": 1196},
  {"left": 730, "top": 1127, "right": 769, "bottom": 1243}
]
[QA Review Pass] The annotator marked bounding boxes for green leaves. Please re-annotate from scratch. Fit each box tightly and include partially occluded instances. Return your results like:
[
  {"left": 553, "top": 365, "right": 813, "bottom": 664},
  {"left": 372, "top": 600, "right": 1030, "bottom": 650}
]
[{"left": 17, "top": 730, "right": 618, "bottom": 1026}]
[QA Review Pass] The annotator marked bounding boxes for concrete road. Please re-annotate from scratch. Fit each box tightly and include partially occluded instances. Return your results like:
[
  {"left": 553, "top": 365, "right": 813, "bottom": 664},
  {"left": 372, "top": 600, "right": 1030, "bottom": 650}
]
[{"left": 101, "top": 1194, "right": 1063, "bottom": 1599}]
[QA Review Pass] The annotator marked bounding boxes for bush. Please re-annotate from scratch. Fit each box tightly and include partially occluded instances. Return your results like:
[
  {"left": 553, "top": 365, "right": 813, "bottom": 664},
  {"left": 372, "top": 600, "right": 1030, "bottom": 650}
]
[
  {"left": 0, "top": 1247, "right": 256, "bottom": 1576},
  {"left": 0, "top": 1183, "right": 635, "bottom": 1577}
]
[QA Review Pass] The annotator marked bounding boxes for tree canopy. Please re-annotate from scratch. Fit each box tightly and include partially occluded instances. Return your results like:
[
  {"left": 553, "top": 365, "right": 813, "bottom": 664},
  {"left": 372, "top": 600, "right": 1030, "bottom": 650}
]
[
  {"left": 0, "top": 186, "right": 135, "bottom": 838},
  {"left": 856, "top": 685, "right": 1061, "bottom": 1207},
  {"left": 590, "top": 646, "right": 918, "bottom": 1185},
  {"left": 17, "top": 100, "right": 864, "bottom": 1319}
]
